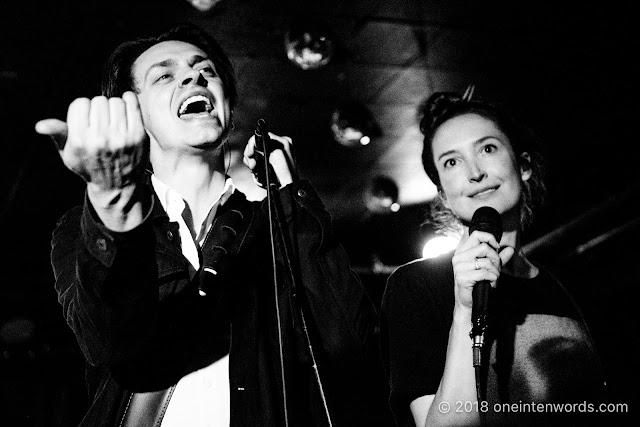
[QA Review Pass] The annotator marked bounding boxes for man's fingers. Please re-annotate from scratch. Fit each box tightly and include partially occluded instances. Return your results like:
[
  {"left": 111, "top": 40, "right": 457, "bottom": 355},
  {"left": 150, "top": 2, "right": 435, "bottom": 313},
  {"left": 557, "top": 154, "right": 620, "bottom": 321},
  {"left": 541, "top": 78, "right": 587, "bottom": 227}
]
[
  {"left": 108, "top": 97, "right": 127, "bottom": 139},
  {"left": 34, "top": 119, "right": 68, "bottom": 151},
  {"left": 67, "top": 97, "right": 90, "bottom": 147},
  {"left": 268, "top": 133, "right": 294, "bottom": 163},
  {"left": 90, "top": 96, "right": 110, "bottom": 129},
  {"left": 268, "top": 133, "right": 292, "bottom": 145},
  {"left": 123, "top": 92, "right": 145, "bottom": 140},
  {"left": 244, "top": 135, "right": 256, "bottom": 157}
]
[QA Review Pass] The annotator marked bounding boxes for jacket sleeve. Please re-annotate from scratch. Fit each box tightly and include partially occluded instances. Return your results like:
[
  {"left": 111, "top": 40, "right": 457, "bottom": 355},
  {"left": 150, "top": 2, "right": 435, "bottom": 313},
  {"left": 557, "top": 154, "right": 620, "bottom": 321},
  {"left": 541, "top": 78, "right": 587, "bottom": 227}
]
[
  {"left": 51, "top": 193, "right": 229, "bottom": 380},
  {"left": 269, "top": 179, "right": 378, "bottom": 364},
  {"left": 51, "top": 193, "right": 162, "bottom": 366}
]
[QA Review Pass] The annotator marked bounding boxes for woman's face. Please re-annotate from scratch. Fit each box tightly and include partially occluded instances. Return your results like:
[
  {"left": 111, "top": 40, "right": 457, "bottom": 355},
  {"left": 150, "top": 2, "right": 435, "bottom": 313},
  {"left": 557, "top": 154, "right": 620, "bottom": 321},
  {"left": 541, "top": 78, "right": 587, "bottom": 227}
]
[{"left": 431, "top": 113, "right": 530, "bottom": 225}]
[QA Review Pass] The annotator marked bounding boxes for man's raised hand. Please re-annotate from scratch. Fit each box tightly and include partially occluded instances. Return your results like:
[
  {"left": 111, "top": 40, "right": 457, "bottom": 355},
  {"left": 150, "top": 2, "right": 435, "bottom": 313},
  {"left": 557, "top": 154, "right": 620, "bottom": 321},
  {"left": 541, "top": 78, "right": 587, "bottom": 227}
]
[{"left": 35, "top": 91, "right": 148, "bottom": 191}]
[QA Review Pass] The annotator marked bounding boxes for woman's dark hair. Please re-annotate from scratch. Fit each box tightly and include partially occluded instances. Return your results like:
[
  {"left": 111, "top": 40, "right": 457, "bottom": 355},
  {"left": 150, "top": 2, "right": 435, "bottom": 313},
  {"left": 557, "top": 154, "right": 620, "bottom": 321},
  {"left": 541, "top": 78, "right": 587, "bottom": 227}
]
[
  {"left": 101, "top": 23, "right": 237, "bottom": 110},
  {"left": 419, "top": 91, "right": 546, "bottom": 231}
]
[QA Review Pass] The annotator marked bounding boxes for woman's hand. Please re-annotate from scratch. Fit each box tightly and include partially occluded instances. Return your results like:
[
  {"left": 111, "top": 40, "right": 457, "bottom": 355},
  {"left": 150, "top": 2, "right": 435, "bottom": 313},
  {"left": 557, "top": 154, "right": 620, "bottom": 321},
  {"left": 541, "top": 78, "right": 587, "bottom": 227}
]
[{"left": 451, "top": 230, "right": 515, "bottom": 312}]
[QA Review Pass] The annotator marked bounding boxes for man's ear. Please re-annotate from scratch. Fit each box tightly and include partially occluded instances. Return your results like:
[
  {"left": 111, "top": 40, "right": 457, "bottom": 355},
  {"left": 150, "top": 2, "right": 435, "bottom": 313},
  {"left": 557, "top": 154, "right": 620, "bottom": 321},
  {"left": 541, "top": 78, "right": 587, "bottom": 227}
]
[{"left": 520, "top": 152, "right": 532, "bottom": 181}]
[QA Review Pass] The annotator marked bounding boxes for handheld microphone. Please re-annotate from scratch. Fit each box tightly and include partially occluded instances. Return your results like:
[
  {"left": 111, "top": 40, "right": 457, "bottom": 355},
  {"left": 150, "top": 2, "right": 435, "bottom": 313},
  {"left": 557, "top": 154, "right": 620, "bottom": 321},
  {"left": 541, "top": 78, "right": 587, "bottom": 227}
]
[
  {"left": 253, "top": 119, "right": 283, "bottom": 189},
  {"left": 468, "top": 206, "right": 502, "bottom": 368}
]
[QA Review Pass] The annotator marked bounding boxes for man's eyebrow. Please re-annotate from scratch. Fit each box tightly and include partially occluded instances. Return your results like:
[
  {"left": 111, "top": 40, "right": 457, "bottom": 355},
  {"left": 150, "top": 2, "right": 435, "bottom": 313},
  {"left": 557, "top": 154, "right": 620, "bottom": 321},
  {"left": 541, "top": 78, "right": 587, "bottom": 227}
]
[
  {"left": 144, "top": 59, "right": 177, "bottom": 82},
  {"left": 190, "top": 54, "right": 211, "bottom": 65}
]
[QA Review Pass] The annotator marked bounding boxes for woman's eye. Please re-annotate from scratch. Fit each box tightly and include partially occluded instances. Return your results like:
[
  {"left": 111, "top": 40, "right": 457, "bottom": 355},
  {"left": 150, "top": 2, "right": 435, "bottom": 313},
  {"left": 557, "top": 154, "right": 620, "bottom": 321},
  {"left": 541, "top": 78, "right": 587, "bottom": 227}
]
[
  {"left": 155, "top": 74, "right": 171, "bottom": 83},
  {"left": 443, "top": 158, "right": 457, "bottom": 168},
  {"left": 483, "top": 144, "right": 497, "bottom": 153}
]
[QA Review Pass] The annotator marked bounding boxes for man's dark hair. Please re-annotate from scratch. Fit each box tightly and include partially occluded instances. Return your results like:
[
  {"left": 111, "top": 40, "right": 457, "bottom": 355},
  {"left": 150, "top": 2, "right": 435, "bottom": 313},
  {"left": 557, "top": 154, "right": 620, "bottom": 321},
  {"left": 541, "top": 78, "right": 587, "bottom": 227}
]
[{"left": 101, "top": 24, "right": 237, "bottom": 109}]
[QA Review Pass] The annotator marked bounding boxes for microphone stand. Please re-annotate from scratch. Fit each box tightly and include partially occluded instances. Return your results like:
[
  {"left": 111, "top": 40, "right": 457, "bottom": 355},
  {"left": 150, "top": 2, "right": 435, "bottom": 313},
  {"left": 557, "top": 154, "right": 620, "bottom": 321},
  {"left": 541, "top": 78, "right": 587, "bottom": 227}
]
[{"left": 254, "top": 119, "right": 333, "bottom": 427}]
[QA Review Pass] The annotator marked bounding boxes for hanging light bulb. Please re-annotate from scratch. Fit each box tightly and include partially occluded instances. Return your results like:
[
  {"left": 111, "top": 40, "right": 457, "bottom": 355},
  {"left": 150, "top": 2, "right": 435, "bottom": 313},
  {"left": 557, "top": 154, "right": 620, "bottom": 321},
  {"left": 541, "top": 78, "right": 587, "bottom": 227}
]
[
  {"left": 330, "top": 102, "right": 381, "bottom": 147},
  {"left": 364, "top": 176, "right": 400, "bottom": 214},
  {"left": 284, "top": 22, "right": 334, "bottom": 70}
]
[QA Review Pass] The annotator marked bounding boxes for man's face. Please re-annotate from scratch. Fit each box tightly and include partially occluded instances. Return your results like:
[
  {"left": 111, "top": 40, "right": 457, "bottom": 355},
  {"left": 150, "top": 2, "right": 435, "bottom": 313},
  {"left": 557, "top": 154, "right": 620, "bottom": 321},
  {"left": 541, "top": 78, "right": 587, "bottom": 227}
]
[{"left": 132, "top": 40, "right": 231, "bottom": 155}]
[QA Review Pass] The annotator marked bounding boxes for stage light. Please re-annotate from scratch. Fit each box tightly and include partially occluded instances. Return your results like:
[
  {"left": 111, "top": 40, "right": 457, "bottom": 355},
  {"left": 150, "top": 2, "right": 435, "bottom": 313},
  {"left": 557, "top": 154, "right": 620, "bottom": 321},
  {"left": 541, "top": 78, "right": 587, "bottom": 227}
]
[
  {"left": 284, "top": 22, "right": 334, "bottom": 70},
  {"left": 364, "top": 176, "right": 399, "bottom": 214},
  {"left": 421, "top": 234, "right": 460, "bottom": 259},
  {"left": 330, "top": 102, "right": 381, "bottom": 147},
  {"left": 186, "top": 0, "right": 223, "bottom": 12}
]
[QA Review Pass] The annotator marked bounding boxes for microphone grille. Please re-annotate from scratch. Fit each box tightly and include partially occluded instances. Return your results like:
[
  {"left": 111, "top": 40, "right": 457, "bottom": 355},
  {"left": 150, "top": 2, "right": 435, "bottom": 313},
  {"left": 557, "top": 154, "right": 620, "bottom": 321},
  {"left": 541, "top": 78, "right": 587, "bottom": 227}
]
[{"left": 469, "top": 206, "right": 503, "bottom": 242}]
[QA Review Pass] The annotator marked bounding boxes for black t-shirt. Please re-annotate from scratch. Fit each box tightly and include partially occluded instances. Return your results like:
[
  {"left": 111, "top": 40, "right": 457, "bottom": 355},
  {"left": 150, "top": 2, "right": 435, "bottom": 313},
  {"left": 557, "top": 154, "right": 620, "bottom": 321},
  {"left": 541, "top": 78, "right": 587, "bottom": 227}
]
[{"left": 380, "top": 254, "right": 605, "bottom": 427}]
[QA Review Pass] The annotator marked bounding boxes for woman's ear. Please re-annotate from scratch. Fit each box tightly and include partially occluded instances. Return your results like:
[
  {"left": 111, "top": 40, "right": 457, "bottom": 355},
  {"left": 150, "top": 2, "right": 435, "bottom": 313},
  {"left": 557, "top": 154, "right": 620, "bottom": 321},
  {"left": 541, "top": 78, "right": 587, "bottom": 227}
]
[{"left": 520, "top": 152, "right": 532, "bottom": 181}]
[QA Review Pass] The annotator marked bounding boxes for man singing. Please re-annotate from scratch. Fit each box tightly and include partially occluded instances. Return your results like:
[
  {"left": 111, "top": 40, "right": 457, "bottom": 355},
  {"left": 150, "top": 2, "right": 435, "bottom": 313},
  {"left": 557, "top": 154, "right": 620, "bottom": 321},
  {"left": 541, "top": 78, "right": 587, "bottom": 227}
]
[{"left": 36, "top": 24, "right": 381, "bottom": 427}]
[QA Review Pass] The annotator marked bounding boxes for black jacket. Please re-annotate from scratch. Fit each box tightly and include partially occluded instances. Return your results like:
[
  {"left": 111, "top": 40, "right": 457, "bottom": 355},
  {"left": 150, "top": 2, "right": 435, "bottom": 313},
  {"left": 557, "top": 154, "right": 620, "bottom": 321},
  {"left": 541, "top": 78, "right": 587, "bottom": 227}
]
[{"left": 51, "top": 178, "right": 386, "bottom": 426}]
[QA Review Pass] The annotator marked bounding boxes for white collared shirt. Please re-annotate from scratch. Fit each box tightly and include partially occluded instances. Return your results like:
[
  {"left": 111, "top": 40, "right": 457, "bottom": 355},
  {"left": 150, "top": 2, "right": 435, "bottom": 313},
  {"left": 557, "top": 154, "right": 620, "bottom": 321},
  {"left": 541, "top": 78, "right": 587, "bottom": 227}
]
[{"left": 151, "top": 175, "right": 235, "bottom": 427}]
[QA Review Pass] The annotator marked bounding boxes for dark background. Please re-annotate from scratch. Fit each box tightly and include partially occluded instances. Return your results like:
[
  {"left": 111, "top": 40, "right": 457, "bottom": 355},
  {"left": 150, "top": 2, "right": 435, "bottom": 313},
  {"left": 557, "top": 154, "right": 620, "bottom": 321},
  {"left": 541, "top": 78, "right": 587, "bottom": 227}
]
[{"left": 1, "top": 0, "right": 637, "bottom": 424}]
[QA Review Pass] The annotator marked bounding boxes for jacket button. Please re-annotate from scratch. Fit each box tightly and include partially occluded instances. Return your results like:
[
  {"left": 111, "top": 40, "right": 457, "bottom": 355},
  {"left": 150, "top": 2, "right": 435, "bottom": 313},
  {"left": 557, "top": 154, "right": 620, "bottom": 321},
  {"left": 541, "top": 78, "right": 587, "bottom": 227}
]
[
  {"left": 297, "top": 189, "right": 307, "bottom": 198},
  {"left": 96, "top": 238, "right": 107, "bottom": 251},
  {"left": 166, "top": 231, "right": 174, "bottom": 241}
]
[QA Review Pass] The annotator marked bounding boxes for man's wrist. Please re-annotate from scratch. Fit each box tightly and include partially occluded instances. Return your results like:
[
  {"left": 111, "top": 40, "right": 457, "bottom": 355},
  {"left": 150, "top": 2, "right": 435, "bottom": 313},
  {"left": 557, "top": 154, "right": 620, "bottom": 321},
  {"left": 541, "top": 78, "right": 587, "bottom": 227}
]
[{"left": 87, "top": 183, "right": 151, "bottom": 232}]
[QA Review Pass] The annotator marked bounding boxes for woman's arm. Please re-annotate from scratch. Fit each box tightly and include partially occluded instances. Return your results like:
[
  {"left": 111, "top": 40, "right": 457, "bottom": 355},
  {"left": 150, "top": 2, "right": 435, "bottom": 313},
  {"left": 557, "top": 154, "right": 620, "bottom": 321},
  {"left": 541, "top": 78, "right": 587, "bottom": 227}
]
[{"left": 410, "top": 308, "right": 478, "bottom": 427}]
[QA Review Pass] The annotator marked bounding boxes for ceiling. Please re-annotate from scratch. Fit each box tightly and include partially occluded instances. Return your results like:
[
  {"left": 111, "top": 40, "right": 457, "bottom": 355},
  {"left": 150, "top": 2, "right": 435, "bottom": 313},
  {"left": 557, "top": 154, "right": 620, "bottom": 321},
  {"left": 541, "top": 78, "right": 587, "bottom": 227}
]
[
  {"left": 3, "top": 0, "right": 638, "bottom": 268},
  {"left": 0, "top": 1, "right": 638, "bottom": 421}
]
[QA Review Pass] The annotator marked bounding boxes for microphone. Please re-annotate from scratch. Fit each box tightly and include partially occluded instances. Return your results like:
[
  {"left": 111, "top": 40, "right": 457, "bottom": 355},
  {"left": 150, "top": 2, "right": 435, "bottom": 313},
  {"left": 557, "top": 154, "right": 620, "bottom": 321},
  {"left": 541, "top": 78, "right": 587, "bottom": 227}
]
[
  {"left": 468, "top": 206, "right": 502, "bottom": 369},
  {"left": 253, "top": 119, "right": 283, "bottom": 189}
]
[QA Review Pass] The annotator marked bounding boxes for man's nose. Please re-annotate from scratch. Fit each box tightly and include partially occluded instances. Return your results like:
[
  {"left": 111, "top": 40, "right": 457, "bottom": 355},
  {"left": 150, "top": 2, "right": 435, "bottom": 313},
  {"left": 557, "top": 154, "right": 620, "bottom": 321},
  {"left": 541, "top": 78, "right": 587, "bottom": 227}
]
[{"left": 180, "top": 70, "right": 208, "bottom": 88}]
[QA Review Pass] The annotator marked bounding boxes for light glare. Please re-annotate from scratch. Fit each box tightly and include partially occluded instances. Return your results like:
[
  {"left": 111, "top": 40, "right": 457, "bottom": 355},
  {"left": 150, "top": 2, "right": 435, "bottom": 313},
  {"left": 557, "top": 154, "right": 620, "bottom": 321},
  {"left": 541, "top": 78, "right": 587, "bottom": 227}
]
[
  {"left": 186, "top": 0, "right": 223, "bottom": 12},
  {"left": 422, "top": 235, "right": 460, "bottom": 259}
]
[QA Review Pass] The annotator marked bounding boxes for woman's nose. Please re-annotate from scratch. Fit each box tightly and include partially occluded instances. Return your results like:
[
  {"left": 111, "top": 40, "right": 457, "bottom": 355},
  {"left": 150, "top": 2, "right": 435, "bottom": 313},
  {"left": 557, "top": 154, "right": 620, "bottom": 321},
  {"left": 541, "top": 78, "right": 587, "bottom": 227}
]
[{"left": 467, "top": 161, "right": 486, "bottom": 182}]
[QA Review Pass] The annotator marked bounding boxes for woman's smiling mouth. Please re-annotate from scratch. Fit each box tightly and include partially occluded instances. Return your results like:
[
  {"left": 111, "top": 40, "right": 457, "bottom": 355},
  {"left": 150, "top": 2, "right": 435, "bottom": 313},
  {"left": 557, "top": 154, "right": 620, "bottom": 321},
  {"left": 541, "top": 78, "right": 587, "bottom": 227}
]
[{"left": 470, "top": 186, "right": 498, "bottom": 198}]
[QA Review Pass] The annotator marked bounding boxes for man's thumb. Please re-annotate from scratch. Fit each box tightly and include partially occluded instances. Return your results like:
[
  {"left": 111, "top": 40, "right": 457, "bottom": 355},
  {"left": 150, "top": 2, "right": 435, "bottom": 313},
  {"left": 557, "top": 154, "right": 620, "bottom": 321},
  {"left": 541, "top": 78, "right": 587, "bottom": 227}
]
[{"left": 35, "top": 119, "right": 68, "bottom": 151}]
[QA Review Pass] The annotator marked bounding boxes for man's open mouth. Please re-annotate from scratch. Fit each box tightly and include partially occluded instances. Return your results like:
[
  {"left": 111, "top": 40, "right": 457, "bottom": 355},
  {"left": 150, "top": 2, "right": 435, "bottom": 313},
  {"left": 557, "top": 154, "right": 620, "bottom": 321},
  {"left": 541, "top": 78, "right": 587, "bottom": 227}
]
[{"left": 178, "top": 95, "right": 214, "bottom": 118}]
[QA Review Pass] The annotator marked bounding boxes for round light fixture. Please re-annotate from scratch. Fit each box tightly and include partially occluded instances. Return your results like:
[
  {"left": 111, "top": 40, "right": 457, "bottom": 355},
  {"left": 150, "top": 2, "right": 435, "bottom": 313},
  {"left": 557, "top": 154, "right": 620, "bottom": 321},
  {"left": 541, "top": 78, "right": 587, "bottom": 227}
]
[
  {"left": 284, "top": 24, "right": 334, "bottom": 70},
  {"left": 364, "top": 176, "right": 400, "bottom": 214},
  {"left": 330, "top": 102, "right": 381, "bottom": 147}
]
